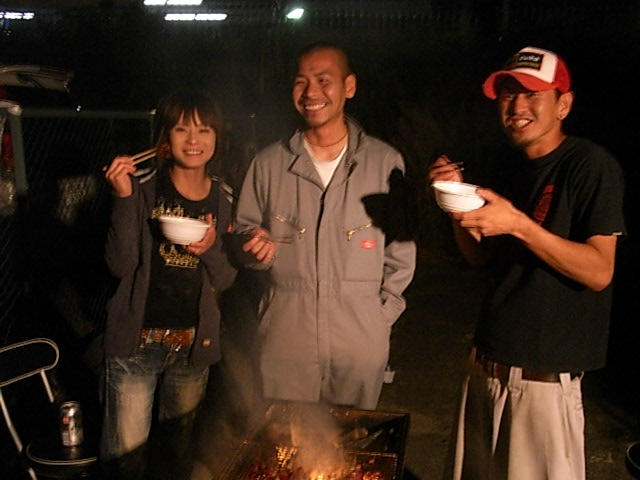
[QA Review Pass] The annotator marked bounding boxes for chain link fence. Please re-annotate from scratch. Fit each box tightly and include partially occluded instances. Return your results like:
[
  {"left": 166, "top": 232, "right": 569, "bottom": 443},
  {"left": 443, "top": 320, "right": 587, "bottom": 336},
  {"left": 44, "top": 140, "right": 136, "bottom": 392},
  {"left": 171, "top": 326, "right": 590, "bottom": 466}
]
[{"left": 0, "top": 106, "right": 154, "bottom": 354}]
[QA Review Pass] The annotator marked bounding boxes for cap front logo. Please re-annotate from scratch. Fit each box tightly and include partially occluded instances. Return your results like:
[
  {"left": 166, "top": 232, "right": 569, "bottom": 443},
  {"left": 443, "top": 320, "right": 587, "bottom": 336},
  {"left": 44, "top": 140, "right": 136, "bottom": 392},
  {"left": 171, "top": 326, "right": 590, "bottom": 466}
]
[{"left": 507, "top": 52, "right": 544, "bottom": 71}]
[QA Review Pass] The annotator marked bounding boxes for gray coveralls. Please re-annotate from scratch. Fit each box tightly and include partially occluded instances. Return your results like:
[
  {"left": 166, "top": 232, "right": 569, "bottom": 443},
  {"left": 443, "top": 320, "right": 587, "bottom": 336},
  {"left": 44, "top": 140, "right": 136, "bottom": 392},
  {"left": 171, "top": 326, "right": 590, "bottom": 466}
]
[{"left": 235, "top": 119, "right": 416, "bottom": 409}]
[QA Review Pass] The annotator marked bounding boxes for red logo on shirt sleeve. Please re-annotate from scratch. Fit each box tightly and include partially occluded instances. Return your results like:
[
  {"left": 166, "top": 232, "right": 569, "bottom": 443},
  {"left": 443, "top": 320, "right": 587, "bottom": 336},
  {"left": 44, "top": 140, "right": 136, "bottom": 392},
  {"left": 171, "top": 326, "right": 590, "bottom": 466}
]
[{"left": 533, "top": 185, "right": 554, "bottom": 224}]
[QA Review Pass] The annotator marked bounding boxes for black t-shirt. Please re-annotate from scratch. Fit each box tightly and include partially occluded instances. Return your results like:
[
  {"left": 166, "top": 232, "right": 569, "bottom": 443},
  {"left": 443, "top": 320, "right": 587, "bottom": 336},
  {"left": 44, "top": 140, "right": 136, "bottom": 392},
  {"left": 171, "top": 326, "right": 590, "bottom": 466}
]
[
  {"left": 474, "top": 137, "right": 626, "bottom": 372},
  {"left": 144, "top": 168, "right": 216, "bottom": 329}
]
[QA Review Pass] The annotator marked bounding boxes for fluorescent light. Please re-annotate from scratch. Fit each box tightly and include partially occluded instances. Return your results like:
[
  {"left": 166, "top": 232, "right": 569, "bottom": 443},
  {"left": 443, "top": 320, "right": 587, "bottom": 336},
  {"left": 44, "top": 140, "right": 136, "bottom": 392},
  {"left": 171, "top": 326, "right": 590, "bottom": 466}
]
[
  {"left": 285, "top": 7, "right": 305, "bottom": 20},
  {"left": 165, "top": 13, "right": 195, "bottom": 21},
  {"left": 164, "top": 12, "right": 227, "bottom": 21},
  {"left": 144, "top": 0, "right": 203, "bottom": 5},
  {"left": 194, "top": 13, "right": 227, "bottom": 21},
  {"left": 0, "top": 11, "right": 35, "bottom": 20},
  {"left": 167, "top": 0, "right": 203, "bottom": 5}
]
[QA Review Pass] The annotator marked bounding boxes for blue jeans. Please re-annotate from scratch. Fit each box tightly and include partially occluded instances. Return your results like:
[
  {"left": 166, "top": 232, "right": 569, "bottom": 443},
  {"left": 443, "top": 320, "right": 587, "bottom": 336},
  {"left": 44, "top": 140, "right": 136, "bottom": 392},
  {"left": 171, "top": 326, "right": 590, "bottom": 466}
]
[{"left": 100, "top": 342, "right": 209, "bottom": 480}]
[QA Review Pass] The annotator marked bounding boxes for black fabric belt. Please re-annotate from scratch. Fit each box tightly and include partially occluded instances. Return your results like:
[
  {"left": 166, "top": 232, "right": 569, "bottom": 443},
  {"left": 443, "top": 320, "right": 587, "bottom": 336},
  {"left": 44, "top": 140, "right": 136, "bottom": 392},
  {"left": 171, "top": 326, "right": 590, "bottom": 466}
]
[
  {"left": 474, "top": 351, "right": 581, "bottom": 383},
  {"left": 140, "top": 327, "right": 195, "bottom": 351}
]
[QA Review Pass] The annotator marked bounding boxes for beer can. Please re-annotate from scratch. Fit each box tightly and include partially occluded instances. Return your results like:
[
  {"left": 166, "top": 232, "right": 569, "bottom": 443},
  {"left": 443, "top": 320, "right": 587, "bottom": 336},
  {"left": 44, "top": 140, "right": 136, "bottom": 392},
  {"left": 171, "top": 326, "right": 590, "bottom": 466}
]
[{"left": 60, "top": 401, "right": 84, "bottom": 447}]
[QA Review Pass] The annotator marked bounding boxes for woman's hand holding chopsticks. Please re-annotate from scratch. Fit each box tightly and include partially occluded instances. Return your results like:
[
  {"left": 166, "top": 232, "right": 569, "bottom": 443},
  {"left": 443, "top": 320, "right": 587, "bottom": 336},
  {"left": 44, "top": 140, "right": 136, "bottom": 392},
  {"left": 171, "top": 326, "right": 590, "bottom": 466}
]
[
  {"left": 103, "top": 147, "right": 158, "bottom": 198},
  {"left": 104, "top": 155, "right": 137, "bottom": 198}
]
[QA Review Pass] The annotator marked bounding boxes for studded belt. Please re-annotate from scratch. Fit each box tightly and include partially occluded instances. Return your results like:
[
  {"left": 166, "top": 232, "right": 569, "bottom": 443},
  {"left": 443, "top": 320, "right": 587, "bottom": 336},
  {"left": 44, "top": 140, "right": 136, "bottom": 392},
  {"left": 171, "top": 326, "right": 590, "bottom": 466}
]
[{"left": 140, "top": 327, "right": 195, "bottom": 352}]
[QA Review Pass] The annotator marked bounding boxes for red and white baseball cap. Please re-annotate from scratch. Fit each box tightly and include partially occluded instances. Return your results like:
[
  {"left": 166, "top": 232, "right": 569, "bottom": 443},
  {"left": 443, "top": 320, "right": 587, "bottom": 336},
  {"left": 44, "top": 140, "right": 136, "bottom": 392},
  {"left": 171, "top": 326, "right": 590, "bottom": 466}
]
[{"left": 482, "top": 46, "right": 571, "bottom": 99}]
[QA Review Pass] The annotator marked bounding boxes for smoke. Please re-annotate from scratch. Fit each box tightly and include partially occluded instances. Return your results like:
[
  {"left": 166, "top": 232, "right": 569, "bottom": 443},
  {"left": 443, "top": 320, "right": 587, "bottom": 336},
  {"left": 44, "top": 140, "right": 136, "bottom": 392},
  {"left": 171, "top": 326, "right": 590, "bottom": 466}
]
[{"left": 288, "top": 403, "right": 348, "bottom": 477}]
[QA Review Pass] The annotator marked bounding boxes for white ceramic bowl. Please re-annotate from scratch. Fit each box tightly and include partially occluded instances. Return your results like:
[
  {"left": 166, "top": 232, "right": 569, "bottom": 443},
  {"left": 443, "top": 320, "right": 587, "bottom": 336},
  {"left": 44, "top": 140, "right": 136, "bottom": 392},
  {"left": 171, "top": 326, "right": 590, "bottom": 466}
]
[
  {"left": 432, "top": 181, "right": 485, "bottom": 213},
  {"left": 158, "top": 215, "right": 209, "bottom": 245}
]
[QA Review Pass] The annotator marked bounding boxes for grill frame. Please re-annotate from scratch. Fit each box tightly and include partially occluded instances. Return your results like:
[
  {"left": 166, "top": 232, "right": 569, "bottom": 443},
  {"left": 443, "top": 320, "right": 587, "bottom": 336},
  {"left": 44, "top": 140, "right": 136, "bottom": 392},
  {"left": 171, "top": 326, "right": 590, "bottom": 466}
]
[{"left": 220, "top": 402, "right": 410, "bottom": 479}]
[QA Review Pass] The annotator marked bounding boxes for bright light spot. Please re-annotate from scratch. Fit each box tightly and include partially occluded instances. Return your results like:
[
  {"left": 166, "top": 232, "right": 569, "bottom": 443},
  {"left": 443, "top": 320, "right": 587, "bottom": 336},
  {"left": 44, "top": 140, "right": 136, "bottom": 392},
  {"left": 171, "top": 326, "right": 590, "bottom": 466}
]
[
  {"left": 286, "top": 7, "right": 305, "bottom": 20},
  {"left": 0, "top": 11, "right": 35, "bottom": 20},
  {"left": 164, "top": 12, "right": 227, "bottom": 21},
  {"left": 195, "top": 13, "right": 227, "bottom": 21},
  {"left": 165, "top": 13, "right": 195, "bottom": 21},
  {"left": 144, "top": 0, "right": 203, "bottom": 5},
  {"left": 167, "top": 0, "right": 203, "bottom": 5}
]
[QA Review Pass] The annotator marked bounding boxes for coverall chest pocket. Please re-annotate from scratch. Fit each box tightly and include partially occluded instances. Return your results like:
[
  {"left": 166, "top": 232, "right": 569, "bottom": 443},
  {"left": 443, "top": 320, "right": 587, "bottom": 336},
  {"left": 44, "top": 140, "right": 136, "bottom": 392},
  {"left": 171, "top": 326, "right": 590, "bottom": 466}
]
[
  {"left": 269, "top": 212, "right": 306, "bottom": 244},
  {"left": 343, "top": 219, "right": 384, "bottom": 281}
]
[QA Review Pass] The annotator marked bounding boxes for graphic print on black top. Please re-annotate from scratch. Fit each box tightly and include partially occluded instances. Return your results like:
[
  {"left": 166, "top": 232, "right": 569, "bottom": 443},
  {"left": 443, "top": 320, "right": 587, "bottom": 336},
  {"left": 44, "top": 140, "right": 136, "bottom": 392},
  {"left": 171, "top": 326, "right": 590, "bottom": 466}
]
[
  {"left": 144, "top": 168, "right": 217, "bottom": 328},
  {"left": 152, "top": 201, "right": 203, "bottom": 269}
]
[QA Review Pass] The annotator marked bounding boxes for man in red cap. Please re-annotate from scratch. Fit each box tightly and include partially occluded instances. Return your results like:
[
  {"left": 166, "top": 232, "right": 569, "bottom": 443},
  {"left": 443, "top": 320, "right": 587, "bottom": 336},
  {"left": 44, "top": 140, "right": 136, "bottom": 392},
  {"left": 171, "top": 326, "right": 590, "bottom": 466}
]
[{"left": 430, "top": 46, "right": 626, "bottom": 479}]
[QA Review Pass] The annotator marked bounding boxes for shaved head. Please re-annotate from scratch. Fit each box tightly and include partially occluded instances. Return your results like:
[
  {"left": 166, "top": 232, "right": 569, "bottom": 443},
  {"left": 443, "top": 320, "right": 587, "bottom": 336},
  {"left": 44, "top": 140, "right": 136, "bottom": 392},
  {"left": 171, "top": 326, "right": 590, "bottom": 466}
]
[{"left": 295, "top": 42, "right": 352, "bottom": 80}]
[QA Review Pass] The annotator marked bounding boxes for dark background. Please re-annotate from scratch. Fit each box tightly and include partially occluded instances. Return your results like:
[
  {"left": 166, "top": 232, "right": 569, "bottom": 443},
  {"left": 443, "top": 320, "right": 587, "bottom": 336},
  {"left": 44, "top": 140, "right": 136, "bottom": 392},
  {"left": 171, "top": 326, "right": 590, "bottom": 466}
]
[
  {"left": 3, "top": 1, "right": 638, "bottom": 222},
  {"left": 3, "top": 0, "right": 639, "bottom": 416},
  {"left": 1, "top": 0, "right": 639, "bottom": 476}
]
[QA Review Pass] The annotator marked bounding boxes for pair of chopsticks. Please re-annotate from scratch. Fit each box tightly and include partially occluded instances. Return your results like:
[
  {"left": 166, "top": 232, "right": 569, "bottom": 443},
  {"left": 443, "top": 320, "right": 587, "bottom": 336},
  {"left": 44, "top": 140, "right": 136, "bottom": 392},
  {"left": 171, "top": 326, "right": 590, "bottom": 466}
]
[
  {"left": 102, "top": 146, "right": 158, "bottom": 172},
  {"left": 440, "top": 161, "right": 464, "bottom": 174}
]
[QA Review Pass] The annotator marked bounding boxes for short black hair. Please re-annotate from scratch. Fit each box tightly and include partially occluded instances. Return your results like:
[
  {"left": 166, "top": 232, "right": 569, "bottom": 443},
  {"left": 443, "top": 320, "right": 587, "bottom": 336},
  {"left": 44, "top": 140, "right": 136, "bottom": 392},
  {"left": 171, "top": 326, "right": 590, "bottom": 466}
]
[{"left": 293, "top": 41, "right": 353, "bottom": 78}]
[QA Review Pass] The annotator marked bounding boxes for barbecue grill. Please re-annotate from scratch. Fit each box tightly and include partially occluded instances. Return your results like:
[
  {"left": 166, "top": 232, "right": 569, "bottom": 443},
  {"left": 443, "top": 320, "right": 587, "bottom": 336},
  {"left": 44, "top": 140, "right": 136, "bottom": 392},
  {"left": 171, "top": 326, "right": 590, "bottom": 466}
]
[{"left": 220, "top": 402, "right": 410, "bottom": 479}]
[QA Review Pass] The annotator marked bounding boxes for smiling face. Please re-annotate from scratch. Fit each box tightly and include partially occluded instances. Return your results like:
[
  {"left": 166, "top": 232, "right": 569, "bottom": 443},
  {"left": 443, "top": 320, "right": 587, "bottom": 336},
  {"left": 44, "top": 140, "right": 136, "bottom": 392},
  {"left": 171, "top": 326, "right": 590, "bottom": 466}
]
[
  {"left": 292, "top": 47, "right": 356, "bottom": 131},
  {"left": 497, "top": 76, "right": 573, "bottom": 159},
  {"left": 168, "top": 111, "right": 216, "bottom": 171},
  {"left": 153, "top": 89, "right": 224, "bottom": 171}
]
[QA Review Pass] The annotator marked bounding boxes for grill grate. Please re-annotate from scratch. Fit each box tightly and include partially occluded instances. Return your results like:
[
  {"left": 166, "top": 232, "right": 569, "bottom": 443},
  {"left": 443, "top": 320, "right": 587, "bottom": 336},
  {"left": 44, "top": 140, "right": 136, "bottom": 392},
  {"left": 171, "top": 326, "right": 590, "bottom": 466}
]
[{"left": 221, "top": 402, "right": 410, "bottom": 480}]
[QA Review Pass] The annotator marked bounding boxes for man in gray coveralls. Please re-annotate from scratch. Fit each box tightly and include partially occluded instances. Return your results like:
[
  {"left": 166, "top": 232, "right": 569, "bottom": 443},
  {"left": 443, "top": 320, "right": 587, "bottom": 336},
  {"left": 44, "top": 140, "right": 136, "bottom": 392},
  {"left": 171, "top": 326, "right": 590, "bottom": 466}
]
[{"left": 233, "top": 42, "right": 416, "bottom": 410}]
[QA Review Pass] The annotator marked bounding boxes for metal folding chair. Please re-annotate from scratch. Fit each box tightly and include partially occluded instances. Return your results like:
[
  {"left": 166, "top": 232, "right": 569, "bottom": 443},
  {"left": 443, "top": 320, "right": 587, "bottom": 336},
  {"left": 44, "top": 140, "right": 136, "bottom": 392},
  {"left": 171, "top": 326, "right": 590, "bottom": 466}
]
[
  {"left": 628, "top": 441, "right": 640, "bottom": 479},
  {"left": 0, "top": 338, "right": 97, "bottom": 479}
]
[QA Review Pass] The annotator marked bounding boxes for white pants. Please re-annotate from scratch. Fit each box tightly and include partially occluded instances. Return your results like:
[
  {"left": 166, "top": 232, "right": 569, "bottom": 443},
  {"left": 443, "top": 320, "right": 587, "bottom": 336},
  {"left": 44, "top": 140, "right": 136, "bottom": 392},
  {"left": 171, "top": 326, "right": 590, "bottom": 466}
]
[{"left": 444, "top": 352, "right": 585, "bottom": 480}]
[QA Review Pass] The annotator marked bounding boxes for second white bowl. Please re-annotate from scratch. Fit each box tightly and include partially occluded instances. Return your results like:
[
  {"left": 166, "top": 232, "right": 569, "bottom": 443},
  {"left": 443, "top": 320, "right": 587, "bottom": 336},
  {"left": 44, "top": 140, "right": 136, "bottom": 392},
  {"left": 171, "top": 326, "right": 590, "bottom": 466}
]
[{"left": 432, "top": 181, "right": 485, "bottom": 213}]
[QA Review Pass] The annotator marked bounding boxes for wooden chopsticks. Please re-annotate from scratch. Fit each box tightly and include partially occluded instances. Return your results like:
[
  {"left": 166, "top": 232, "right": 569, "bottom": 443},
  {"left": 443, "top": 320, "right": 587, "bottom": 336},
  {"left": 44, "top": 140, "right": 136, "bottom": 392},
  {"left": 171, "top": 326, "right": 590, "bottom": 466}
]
[
  {"left": 451, "top": 161, "right": 465, "bottom": 172},
  {"left": 102, "top": 146, "right": 158, "bottom": 172},
  {"left": 129, "top": 147, "right": 158, "bottom": 166},
  {"left": 437, "top": 161, "right": 464, "bottom": 174}
]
